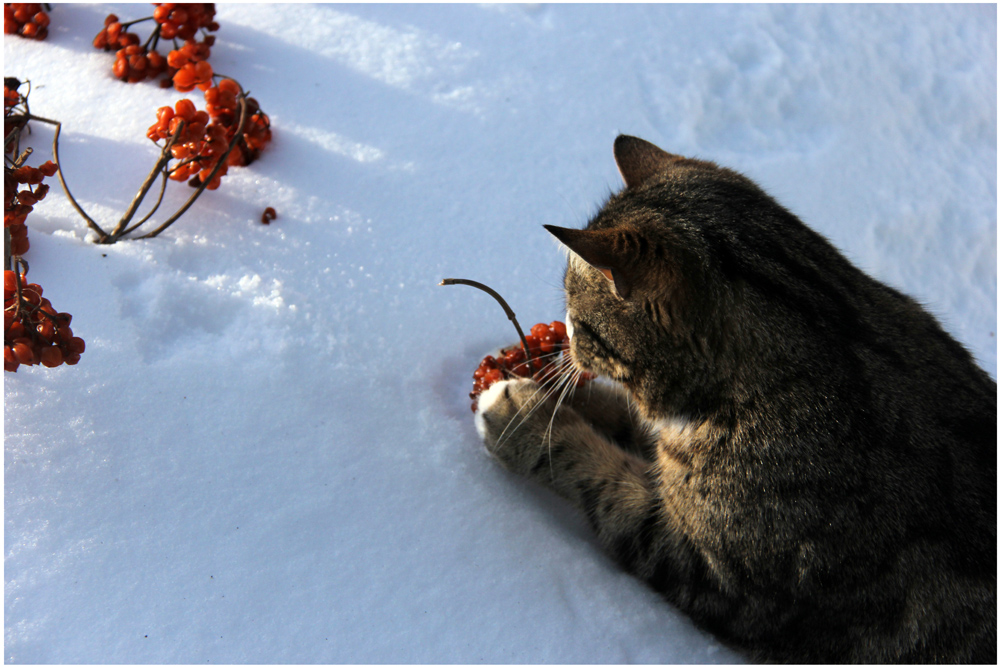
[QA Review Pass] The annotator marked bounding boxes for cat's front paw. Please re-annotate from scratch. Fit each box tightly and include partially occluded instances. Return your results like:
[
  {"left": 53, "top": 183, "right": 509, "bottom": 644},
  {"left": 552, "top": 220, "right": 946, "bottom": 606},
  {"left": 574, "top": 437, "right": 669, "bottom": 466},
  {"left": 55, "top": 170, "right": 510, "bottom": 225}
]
[{"left": 474, "top": 378, "right": 555, "bottom": 475}]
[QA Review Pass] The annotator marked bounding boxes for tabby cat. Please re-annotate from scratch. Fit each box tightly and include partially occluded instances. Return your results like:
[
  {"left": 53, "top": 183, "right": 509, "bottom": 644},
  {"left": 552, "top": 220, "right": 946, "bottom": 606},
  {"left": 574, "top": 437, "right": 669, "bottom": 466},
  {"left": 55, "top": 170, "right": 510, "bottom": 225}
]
[{"left": 474, "top": 135, "right": 996, "bottom": 663}]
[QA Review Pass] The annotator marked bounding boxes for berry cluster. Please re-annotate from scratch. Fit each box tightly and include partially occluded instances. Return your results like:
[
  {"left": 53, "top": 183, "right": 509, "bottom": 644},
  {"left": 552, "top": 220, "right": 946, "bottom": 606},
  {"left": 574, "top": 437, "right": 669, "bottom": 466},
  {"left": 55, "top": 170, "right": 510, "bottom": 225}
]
[
  {"left": 5, "top": 79, "right": 57, "bottom": 257},
  {"left": 203, "top": 77, "right": 272, "bottom": 168},
  {"left": 4, "top": 270, "right": 85, "bottom": 372},
  {"left": 4, "top": 76, "right": 27, "bottom": 145},
  {"left": 220, "top": 91, "right": 271, "bottom": 168},
  {"left": 94, "top": 15, "right": 165, "bottom": 84},
  {"left": 146, "top": 80, "right": 271, "bottom": 191},
  {"left": 4, "top": 3, "right": 50, "bottom": 40},
  {"left": 4, "top": 159, "right": 56, "bottom": 256},
  {"left": 470, "top": 320, "right": 594, "bottom": 411},
  {"left": 94, "top": 4, "right": 218, "bottom": 91},
  {"left": 152, "top": 2, "right": 217, "bottom": 40},
  {"left": 167, "top": 35, "right": 214, "bottom": 92}
]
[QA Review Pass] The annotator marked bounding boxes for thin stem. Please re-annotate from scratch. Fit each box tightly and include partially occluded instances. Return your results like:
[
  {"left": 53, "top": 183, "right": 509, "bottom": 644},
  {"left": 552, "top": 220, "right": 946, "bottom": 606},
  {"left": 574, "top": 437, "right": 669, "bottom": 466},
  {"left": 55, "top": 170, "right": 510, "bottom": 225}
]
[
  {"left": 169, "top": 154, "right": 207, "bottom": 172},
  {"left": 13, "top": 146, "right": 32, "bottom": 165},
  {"left": 3, "top": 117, "right": 27, "bottom": 153},
  {"left": 120, "top": 16, "right": 154, "bottom": 30},
  {"left": 29, "top": 115, "right": 110, "bottom": 241},
  {"left": 439, "top": 278, "right": 537, "bottom": 372},
  {"left": 142, "top": 21, "right": 161, "bottom": 51},
  {"left": 120, "top": 169, "right": 169, "bottom": 236},
  {"left": 11, "top": 257, "right": 27, "bottom": 320},
  {"left": 5, "top": 145, "right": 32, "bottom": 170},
  {"left": 107, "top": 124, "right": 184, "bottom": 240}
]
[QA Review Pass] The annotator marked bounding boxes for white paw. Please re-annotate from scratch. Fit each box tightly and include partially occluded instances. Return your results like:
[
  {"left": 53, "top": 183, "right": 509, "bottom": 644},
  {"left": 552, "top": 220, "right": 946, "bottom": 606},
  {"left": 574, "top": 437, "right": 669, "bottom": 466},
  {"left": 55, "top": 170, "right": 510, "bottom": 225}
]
[{"left": 474, "top": 379, "right": 514, "bottom": 439}]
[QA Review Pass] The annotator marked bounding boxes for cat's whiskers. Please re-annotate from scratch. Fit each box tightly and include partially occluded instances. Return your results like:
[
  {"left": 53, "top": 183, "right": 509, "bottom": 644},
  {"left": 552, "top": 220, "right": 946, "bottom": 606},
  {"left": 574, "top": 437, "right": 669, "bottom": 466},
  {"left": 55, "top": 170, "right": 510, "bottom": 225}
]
[
  {"left": 492, "top": 371, "right": 569, "bottom": 452},
  {"left": 492, "top": 352, "right": 581, "bottom": 456},
  {"left": 542, "top": 363, "right": 580, "bottom": 480}
]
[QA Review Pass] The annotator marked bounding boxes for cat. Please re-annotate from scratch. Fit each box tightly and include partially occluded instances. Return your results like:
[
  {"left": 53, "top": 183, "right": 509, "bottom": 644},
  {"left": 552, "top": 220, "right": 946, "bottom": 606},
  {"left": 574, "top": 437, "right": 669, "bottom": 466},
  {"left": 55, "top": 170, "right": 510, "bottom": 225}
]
[{"left": 473, "top": 135, "right": 996, "bottom": 663}]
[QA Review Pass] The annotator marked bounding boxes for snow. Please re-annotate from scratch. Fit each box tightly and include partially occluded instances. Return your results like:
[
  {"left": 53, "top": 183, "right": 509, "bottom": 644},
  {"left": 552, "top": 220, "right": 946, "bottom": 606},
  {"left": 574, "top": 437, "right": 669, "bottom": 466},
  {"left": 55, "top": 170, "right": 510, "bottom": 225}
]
[{"left": 4, "top": 3, "right": 995, "bottom": 663}]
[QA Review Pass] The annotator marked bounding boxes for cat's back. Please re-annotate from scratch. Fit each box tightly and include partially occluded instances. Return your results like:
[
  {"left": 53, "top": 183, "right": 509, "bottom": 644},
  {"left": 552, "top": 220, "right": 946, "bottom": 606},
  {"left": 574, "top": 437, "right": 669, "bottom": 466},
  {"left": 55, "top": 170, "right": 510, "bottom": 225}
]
[
  {"left": 645, "top": 161, "right": 997, "bottom": 662},
  {"left": 733, "top": 196, "right": 996, "bottom": 663}
]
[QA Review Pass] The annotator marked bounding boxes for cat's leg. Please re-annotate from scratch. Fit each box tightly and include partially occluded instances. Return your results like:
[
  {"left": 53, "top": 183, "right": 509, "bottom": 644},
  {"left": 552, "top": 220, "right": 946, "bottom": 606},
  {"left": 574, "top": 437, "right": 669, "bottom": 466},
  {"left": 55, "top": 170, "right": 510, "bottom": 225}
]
[
  {"left": 476, "top": 378, "right": 738, "bottom": 643},
  {"left": 476, "top": 378, "right": 659, "bottom": 545},
  {"left": 560, "top": 379, "right": 658, "bottom": 460}
]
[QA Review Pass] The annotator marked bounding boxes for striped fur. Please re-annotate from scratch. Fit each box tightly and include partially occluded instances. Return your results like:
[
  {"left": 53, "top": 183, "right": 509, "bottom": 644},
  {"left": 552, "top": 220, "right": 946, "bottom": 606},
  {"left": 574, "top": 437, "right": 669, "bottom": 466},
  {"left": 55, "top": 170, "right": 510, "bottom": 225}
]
[{"left": 476, "top": 136, "right": 995, "bottom": 663}]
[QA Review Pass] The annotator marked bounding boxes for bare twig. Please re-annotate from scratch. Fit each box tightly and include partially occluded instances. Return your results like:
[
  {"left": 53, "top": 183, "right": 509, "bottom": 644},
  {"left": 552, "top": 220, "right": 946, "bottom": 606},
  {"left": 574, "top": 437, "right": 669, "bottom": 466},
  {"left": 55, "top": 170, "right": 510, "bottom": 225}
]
[
  {"left": 120, "top": 170, "right": 169, "bottom": 236},
  {"left": 439, "top": 278, "right": 536, "bottom": 372},
  {"left": 11, "top": 257, "right": 27, "bottom": 319},
  {"left": 34, "top": 115, "right": 110, "bottom": 240},
  {"left": 106, "top": 124, "right": 184, "bottom": 240}
]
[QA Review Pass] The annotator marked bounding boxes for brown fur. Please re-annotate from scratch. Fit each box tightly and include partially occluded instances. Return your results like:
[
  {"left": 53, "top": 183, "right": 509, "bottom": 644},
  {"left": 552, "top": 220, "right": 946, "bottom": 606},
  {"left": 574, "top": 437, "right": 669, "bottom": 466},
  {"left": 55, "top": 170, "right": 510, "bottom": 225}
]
[{"left": 475, "top": 136, "right": 996, "bottom": 663}]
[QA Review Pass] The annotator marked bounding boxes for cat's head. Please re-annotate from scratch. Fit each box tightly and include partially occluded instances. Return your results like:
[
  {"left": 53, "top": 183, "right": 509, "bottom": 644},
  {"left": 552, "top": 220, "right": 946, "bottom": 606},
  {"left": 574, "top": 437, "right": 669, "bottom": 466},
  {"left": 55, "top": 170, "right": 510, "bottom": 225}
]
[{"left": 549, "top": 135, "right": 816, "bottom": 421}]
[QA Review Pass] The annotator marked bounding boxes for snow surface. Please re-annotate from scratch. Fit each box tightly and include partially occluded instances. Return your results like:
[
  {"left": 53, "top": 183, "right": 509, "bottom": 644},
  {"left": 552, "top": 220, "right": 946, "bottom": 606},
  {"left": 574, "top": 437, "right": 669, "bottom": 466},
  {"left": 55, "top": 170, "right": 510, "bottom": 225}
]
[{"left": 4, "top": 3, "right": 996, "bottom": 663}]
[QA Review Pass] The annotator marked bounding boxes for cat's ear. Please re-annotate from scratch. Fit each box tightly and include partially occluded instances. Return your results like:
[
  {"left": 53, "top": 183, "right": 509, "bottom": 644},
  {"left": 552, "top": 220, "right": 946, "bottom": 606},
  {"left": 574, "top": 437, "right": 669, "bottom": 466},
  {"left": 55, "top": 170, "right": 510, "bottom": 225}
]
[
  {"left": 613, "top": 135, "right": 679, "bottom": 189},
  {"left": 544, "top": 224, "right": 636, "bottom": 299}
]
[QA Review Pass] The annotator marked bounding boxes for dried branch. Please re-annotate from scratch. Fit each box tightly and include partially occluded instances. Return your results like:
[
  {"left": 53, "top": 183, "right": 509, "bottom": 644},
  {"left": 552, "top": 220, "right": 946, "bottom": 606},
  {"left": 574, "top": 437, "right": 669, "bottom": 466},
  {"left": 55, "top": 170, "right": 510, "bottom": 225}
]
[{"left": 439, "top": 278, "right": 537, "bottom": 372}]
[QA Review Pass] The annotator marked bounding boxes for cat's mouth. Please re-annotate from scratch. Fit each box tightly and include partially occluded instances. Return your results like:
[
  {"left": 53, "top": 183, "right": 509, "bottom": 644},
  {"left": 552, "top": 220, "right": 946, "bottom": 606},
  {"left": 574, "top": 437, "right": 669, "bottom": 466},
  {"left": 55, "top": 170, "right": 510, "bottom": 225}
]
[{"left": 567, "top": 317, "right": 632, "bottom": 383}]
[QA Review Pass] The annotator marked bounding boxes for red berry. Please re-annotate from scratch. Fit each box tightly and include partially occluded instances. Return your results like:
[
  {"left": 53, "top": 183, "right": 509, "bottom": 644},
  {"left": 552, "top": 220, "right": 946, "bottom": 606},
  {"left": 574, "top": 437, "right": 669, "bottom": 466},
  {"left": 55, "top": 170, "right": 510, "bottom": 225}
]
[
  {"left": 147, "top": 50, "right": 165, "bottom": 70},
  {"left": 503, "top": 347, "right": 525, "bottom": 366},
  {"left": 7, "top": 321, "right": 25, "bottom": 340},
  {"left": 118, "top": 32, "right": 139, "bottom": 47},
  {"left": 523, "top": 334, "right": 541, "bottom": 357},
  {"left": 40, "top": 345, "right": 62, "bottom": 367},
  {"left": 112, "top": 56, "right": 128, "bottom": 79},
  {"left": 174, "top": 98, "right": 197, "bottom": 121},
  {"left": 36, "top": 319, "right": 54, "bottom": 341},
  {"left": 67, "top": 337, "right": 85, "bottom": 355},
  {"left": 12, "top": 341, "right": 33, "bottom": 364},
  {"left": 129, "top": 54, "right": 148, "bottom": 71},
  {"left": 4, "top": 346, "right": 19, "bottom": 372},
  {"left": 167, "top": 48, "right": 188, "bottom": 69},
  {"left": 51, "top": 321, "right": 70, "bottom": 340},
  {"left": 219, "top": 78, "right": 240, "bottom": 96}
]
